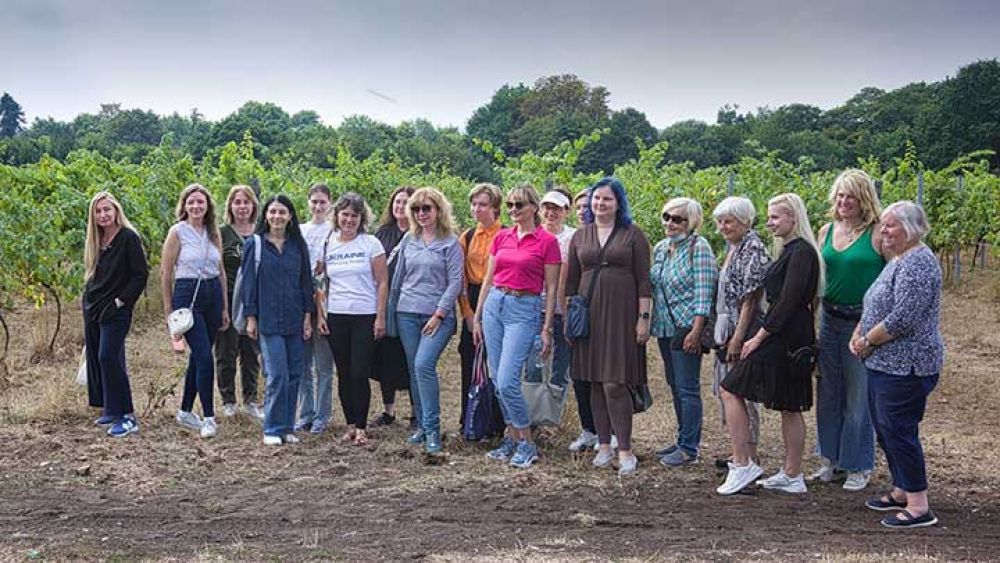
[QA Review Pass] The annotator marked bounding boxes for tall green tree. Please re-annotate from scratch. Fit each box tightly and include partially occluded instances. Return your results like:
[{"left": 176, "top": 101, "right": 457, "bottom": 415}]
[
  {"left": 0, "top": 93, "right": 26, "bottom": 138},
  {"left": 466, "top": 84, "right": 530, "bottom": 156}
]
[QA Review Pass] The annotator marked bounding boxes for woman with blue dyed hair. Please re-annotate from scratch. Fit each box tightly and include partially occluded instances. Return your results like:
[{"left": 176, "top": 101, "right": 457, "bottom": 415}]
[{"left": 565, "top": 177, "right": 652, "bottom": 476}]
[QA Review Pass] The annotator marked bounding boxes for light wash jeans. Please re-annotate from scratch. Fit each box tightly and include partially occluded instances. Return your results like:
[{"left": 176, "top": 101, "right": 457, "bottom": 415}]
[
  {"left": 522, "top": 313, "right": 570, "bottom": 388},
  {"left": 297, "top": 324, "right": 335, "bottom": 426},
  {"left": 816, "top": 308, "right": 875, "bottom": 471},
  {"left": 482, "top": 289, "right": 540, "bottom": 430},
  {"left": 397, "top": 312, "right": 456, "bottom": 434},
  {"left": 260, "top": 333, "right": 305, "bottom": 437},
  {"left": 658, "top": 338, "right": 704, "bottom": 457}
]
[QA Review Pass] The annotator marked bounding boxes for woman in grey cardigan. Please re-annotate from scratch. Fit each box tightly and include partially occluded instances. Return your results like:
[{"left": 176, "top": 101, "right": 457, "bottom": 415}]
[{"left": 850, "top": 200, "right": 944, "bottom": 529}]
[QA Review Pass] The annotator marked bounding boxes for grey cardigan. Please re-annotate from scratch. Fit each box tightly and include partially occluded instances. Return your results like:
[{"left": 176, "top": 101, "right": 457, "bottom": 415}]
[{"left": 860, "top": 245, "right": 945, "bottom": 376}]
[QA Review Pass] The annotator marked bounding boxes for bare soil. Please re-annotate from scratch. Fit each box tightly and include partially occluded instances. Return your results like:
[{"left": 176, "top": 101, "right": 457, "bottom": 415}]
[{"left": 1, "top": 273, "right": 999, "bottom": 561}]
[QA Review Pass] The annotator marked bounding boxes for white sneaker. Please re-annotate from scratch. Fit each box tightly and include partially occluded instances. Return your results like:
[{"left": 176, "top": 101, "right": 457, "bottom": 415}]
[
  {"left": 200, "top": 417, "right": 217, "bottom": 439},
  {"left": 618, "top": 454, "right": 638, "bottom": 476},
  {"left": 222, "top": 403, "right": 238, "bottom": 417},
  {"left": 592, "top": 448, "right": 615, "bottom": 468},
  {"left": 176, "top": 410, "right": 202, "bottom": 431},
  {"left": 263, "top": 435, "right": 282, "bottom": 446},
  {"left": 809, "top": 459, "right": 844, "bottom": 482},
  {"left": 245, "top": 403, "right": 265, "bottom": 420},
  {"left": 757, "top": 470, "right": 807, "bottom": 494},
  {"left": 593, "top": 435, "right": 618, "bottom": 451},
  {"left": 843, "top": 471, "right": 872, "bottom": 492},
  {"left": 283, "top": 434, "right": 300, "bottom": 444},
  {"left": 717, "top": 461, "right": 764, "bottom": 495},
  {"left": 569, "top": 430, "right": 598, "bottom": 452}
]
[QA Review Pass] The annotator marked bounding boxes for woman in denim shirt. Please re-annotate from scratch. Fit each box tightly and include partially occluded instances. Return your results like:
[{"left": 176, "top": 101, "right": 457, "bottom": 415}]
[
  {"left": 387, "top": 187, "right": 464, "bottom": 454},
  {"left": 241, "top": 195, "right": 316, "bottom": 446},
  {"left": 650, "top": 197, "right": 718, "bottom": 467},
  {"left": 851, "top": 201, "right": 944, "bottom": 529}
]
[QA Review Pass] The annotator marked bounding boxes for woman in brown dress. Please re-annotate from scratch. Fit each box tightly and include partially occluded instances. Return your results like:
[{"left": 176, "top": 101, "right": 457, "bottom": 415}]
[{"left": 565, "top": 177, "right": 652, "bottom": 476}]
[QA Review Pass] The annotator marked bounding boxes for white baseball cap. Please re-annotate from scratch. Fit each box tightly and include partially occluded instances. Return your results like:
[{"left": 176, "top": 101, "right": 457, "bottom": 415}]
[{"left": 540, "top": 191, "right": 570, "bottom": 209}]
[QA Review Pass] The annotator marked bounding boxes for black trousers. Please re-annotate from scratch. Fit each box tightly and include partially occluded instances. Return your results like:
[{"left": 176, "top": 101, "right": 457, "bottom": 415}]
[
  {"left": 327, "top": 313, "right": 376, "bottom": 430},
  {"left": 83, "top": 307, "right": 134, "bottom": 417},
  {"left": 214, "top": 324, "right": 260, "bottom": 405}
]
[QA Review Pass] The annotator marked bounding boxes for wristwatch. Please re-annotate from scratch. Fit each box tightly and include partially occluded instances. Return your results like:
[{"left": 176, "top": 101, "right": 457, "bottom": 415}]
[{"left": 640, "top": 311, "right": 650, "bottom": 320}]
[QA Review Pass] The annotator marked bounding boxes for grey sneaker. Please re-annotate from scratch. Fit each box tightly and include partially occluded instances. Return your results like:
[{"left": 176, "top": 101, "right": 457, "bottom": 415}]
[
  {"left": 199, "top": 417, "right": 217, "bottom": 439},
  {"left": 486, "top": 437, "right": 516, "bottom": 461},
  {"left": 176, "top": 410, "right": 202, "bottom": 431},
  {"left": 843, "top": 471, "right": 872, "bottom": 492},
  {"left": 659, "top": 449, "right": 697, "bottom": 467},
  {"left": 618, "top": 454, "right": 638, "bottom": 476},
  {"left": 592, "top": 448, "right": 615, "bottom": 468},
  {"left": 757, "top": 470, "right": 807, "bottom": 494},
  {"left": 222, "top": 403, "right": 238, "bottom": 417},
  {"left": 310, "top": 419, "right": 328, "bottom": 435},
  {"left": 568, "top": 430, "right": 598, "bottom": 452},
  {"left": 509, "top": 441, "right": 539, "bottom": 468},
  {"left": 245, "top": 403, "right": 265, "bottom": 421}
]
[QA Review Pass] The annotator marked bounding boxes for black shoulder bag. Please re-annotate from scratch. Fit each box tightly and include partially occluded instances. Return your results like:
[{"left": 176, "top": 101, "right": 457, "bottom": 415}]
[{"left": 565, "top": 227, "right": 618, "bottom": 341}]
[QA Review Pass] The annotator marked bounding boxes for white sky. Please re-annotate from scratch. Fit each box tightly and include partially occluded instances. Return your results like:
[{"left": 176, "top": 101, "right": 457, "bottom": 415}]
[{"left": 3, "top": 0, "right": 998, "bottom": 130}]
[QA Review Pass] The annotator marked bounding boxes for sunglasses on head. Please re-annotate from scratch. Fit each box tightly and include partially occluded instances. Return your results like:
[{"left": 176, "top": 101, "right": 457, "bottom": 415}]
[
  {"left": 410, "top": 204, "right": 434, "bottom": 214},
  {"left": 662, "top": 212, "right": 688, "bottom": 224},
  {"left": 506, "top": 200, "right": 526, "bottom": 210}
]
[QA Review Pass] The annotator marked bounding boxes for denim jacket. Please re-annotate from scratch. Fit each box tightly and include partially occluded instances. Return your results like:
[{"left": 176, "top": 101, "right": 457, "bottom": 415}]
[{"left": 240, "top": 234, "right": 316, "bottom": 336}]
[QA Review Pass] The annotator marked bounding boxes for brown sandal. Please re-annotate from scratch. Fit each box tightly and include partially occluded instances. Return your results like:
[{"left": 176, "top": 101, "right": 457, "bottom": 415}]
[
  {"left": 353, "top": 431, "right": 368, "bottom": 446},
  {"left": 341, "top": 428, "right": 356, "bottom": 442}
]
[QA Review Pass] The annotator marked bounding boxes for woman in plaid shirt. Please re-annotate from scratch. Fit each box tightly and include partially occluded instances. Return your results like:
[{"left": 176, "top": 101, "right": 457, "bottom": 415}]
[{"left": 650, "top": 197, "right": 719, "bottom": 467}]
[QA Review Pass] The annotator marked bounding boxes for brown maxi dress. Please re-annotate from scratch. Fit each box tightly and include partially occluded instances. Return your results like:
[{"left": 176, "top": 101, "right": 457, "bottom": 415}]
[{"left": 566, "top": 223, "right": 652, "bottom": 385}]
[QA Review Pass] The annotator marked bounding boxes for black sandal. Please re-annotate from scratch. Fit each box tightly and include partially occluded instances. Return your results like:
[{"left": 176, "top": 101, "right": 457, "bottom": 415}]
[
  {"left": 881, "top": 510, "right": 938, "bottom": 529},
  {"left": 865, "top": 493, "right": 907, "bottom": 512}
]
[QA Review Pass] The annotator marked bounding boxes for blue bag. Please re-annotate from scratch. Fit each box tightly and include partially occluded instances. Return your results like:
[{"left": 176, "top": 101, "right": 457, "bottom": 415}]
[{"left": 463, "top": 343, "right": 503, "bottom": 441}]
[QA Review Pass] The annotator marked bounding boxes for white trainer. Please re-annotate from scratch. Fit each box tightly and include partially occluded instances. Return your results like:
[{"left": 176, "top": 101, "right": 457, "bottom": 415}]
[
  {"left": 222, "top": 403, "right": 238, "bottom": 417},
  {"left": 592, "top": 448, "right": 615, "bottom": 468},
  {"left": 757, "top": 470, "right": 807, "bottom": 494},
  {"left": 809, "top": 459, "right": 844, "bottom": 482},
  {"left": 245, "top": 403, "right": 265, "bottom": 421},
  {"left": 176, "top": 409, "right": 202, "bottom": 431},
  {"left": 593, "top": 435, "right": 618, "bottom": 451},
  {"left": 263, "top": 435, "right": 282, "bottom": 446},
  {"left": 717, "top": 461, "right": 764, "bottom": 495},
  {"left": 283, "top": 434, "right": 301, "bottom": 444},
  {"left": 569, "top": 430, "right": 598, "bottom": 452},
  {"left": 843, "top": 471, "right": 872, "bottom": 492},
  {"left": 200, "top": 417, "right": 217, "bottom": 439}
]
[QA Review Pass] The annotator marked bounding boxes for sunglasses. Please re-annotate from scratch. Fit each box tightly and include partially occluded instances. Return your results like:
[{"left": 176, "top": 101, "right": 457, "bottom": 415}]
[
  {"left": 506, "top": 200, "right": 527, "bottom": 211},
  {"left": 410, "top": 204, "right": 434, "bottom": 214},
  {"left": 662, "top": 212, "right": 688, "bottom": 224}
]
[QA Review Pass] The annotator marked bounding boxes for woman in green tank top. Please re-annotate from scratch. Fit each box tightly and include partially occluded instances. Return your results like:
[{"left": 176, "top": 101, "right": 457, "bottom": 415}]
[{"left": 812, "top": 169, "right": 887, "bottom": 492}]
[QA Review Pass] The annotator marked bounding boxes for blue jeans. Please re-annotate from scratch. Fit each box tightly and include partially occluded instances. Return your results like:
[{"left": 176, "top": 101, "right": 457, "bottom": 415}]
[
  {"left": 868, "top": 369, "right": 938, "bottom": 493},
  {"left": 482, "top": 289, "right": 540, "bottom": 430},
  {"left": 173, "top": 278, "right": 222, "bottom": 418},
  {"left": 397, "top": 311, "right": 456, "bottom": 434},
  {"left": 658, "top": 338, "right": 703, "bottom": 456},
  {"left": 297, "top": 317, "right": 335, "bottom": 425},
  {"left": 816, "top": 309, "right": 875, "bottom": 471},
  {"left": 260, "top": 333, "right": 306, "bottom": 437},
  {"left": 523, "top": 313, "right": 570, "bottom": 388}
]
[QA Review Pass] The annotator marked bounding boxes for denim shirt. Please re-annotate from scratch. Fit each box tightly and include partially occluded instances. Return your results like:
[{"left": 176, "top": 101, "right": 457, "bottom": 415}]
[
  {"left": 861, "top": 245, "right": 944, "bottom": 376},
  {"left": 649, "top": 234, "right": 718, "bottom": 338},
  {"left": 240, "top": 234, "right": 316, "bottom": 336}
]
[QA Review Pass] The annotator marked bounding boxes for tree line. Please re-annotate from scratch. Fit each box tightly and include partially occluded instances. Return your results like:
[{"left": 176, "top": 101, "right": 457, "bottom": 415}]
[{"left": 1, "top": 60, "right": 999, "bottom": 176}]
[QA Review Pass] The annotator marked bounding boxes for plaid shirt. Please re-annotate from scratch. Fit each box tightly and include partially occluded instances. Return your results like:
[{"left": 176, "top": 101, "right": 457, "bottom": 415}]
[{"left": 650, "top": 234, "right": 718, "bottom": 338}]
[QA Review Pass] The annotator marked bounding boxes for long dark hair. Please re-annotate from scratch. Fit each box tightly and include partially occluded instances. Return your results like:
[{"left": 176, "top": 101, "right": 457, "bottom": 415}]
[{"left": 256, "top": 194, "right": 308, "bottom": 252}]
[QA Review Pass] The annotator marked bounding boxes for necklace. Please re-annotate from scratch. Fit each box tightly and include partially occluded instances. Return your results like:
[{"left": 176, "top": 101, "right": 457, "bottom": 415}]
[{"left": 841, "top": 220, "right": 865, "bottom": 242}]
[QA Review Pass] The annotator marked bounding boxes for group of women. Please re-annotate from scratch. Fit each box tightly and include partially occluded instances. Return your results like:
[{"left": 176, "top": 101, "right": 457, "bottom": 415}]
[{"left": 81, "top": 169, "right": 944, "bottom": 530}]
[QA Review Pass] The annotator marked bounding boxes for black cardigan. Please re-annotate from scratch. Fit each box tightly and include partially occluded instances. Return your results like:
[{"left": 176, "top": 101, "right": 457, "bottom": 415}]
[{"left": 83, "top": 228, "right": 149, "bottom": 322}]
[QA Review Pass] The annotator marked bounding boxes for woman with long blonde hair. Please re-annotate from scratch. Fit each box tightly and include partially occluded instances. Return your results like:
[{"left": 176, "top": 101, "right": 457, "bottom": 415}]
[
  {"left": 82, "top": 191, "right": 149, "bottom": 437},
  {"left": 161, "top": 183, "right": 230, "bottom": 439}
]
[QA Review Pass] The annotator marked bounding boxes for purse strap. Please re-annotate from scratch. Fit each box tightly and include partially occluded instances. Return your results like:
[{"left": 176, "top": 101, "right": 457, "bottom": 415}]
[
  {"left": 188, "top": 227, "right": 212, "bottom": 309},
  {"left": 584, "top": 226, "right": 619, "bottom": 305}
]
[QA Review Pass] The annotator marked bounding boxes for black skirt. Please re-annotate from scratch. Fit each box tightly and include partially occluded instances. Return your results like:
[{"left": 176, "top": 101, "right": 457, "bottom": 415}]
[
  {"left": 371, "top": 336, "right": 410, "bottom": 390},
  {"left": 721, "top": 337, "right": 815, "bottom": 412}
]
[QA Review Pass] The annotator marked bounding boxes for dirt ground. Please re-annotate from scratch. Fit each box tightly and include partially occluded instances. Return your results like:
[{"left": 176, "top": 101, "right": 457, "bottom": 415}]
[{"left": 1, "top": 273, "right": 998, "bottom": 561}]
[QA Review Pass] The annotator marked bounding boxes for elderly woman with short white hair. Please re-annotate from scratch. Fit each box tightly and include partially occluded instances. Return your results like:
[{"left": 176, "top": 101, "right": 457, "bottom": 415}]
[
  {"left": 708, "top": 197, "right": 769, "bottom": 469},
  {"left": 850, "top": 200, "right": 944, "bottom": 529},
  {"left": 650, "top": 197, "right": 718, "bottom": 467}
]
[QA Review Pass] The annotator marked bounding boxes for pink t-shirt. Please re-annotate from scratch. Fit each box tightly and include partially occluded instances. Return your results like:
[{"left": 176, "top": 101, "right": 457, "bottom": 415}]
[{"left": 490, "top": 226, "right": 562, "bottom": 294}]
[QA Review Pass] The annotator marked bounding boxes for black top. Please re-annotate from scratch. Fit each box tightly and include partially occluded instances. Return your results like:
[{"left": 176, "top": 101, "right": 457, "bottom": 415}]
[
  {"left": 83, "top": 228, "right": 149, "bottom": 322},
  {"left": 220, "top": 223, "right": 247, "bottom": 297},
  {"left": 761, "top": 237, "right": 819, "bottom": 343},
  {"left": 374, "top": 223, "right": 406, "bottom": 282}
]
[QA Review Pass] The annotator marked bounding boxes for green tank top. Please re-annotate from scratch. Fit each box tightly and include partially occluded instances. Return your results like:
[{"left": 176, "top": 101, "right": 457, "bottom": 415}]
[{"left": 821, "top": 224, "right": 885, "bottom": 305}]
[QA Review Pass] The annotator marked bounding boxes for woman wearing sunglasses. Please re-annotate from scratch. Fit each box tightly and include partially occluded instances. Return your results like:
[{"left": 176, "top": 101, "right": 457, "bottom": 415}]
[
  {"left": 473, "top": 185, "right": 561, "bottom": 468},
  {"left": 650, "top": 198, "right": 718, "bottom": 467},
  {"left": 389, "top": 187, "right": 463, "bottom": 454}
]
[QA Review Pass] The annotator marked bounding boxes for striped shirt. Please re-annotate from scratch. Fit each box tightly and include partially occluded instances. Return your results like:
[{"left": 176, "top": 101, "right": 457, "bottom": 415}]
[{"left": 650, "top": 234, "right": 719, "bottom": 338}]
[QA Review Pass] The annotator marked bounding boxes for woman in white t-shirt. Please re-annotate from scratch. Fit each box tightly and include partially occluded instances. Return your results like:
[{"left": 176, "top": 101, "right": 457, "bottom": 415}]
[{"left": 317, "top": 192, "right": 388, "bottom": 446}]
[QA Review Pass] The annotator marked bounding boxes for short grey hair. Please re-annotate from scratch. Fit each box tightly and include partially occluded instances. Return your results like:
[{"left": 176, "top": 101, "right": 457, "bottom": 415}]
[
  {"left": 712, "top": 196, "right": 756, "bottom": 226},
  {"left": 664, "top": 197, "right": 704, "bottom": 232},
  {"left": 882, "top": 200, "right": 930, "bottom": 242}
]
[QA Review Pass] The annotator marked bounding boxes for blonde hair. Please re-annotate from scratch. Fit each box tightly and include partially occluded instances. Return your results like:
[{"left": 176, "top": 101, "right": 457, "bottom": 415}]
[
  {"left": 84, "top": 191, "right": 138, "bottom": 280},
  {"left": 224, "top": 184, "right": 259, "bottom": 225},
  {"left": 506, "top": 184, "right": 543, "bottom": 226},
  {"left": 407, "top": 187, "right": 457, "bottom": 238},
  {"left": 828, "top": 169, "right": 882, "bottom": 227},
  {"left": 469, "top": 183, "right": 503, "bottom": 219},
  {"left": 768, "top": 193, "right": 825, "bottom": 298},
  {"left": 176, "top": 183, "right": 222, "bottom": 246},
  {"left": 664, "top": 197, "right": 704, "bottom": 233}
]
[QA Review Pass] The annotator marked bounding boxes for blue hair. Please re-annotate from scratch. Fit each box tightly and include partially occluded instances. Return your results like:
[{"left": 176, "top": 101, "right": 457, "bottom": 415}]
[{"left": 581, "top": 176, "right": 634, "bottom": 228}]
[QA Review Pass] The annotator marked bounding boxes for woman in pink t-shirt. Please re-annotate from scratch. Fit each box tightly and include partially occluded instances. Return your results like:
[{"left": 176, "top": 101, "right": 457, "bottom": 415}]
[{"left": 473, "top": 185, "right": 561, "bottom": 469}]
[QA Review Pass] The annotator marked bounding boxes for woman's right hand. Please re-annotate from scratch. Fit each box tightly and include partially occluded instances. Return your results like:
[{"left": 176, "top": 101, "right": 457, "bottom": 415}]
[
  {"left": 472, "top": 318, "right": 483, "bottom": 347},
  {"left": 725, "top": 336, "right": 742, "bottom": 364}
]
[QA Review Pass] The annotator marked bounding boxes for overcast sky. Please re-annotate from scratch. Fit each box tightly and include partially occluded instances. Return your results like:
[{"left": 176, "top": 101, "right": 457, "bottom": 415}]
[{"left": 3, "top": 0, "right": 998, "bottom": 130}]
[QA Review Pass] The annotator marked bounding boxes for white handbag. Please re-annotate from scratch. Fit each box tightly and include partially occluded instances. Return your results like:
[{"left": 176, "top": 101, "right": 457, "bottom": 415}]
[{"left": 169, "top": 229, "right": 210, "bottom": 338}]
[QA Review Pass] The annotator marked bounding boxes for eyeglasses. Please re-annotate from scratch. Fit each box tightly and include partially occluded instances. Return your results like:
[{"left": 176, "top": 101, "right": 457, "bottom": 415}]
[
  {"left": 410, "top": 204, "right": 434, "bottom": 214},
  {"left": 662, "top": 212, "right": 688, "bottom": 224},
  {"left": 506, "top": 200, "right": 526, "bottom": 211}
]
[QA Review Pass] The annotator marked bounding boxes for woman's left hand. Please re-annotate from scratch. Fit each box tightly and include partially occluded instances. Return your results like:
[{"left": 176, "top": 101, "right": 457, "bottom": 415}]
[
  {"left": 682, "top": 329, "right": 701, "bottom": 355},
  {"left": 220, "top": 309, "right": 231, "bottom": 332},
  {"left": 636, "top": 318, "right": 650, "bottom": 345},
  {"left": 373, "top": 316, "right": 386, "bottom": 340},
  {"left": 540, "top": 330, "right": 552, "bottom": 359},
  {"left": 740, "top": 335, "right": 762, "bottom": 360},
  {"left": 422, "top": 315, "right": 441, "bottom": 336}
]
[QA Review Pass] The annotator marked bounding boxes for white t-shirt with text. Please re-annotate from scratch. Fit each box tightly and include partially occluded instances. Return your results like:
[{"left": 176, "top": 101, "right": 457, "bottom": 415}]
[{"left": 323, "top": 232, "right": 385, "bottom": 315}]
